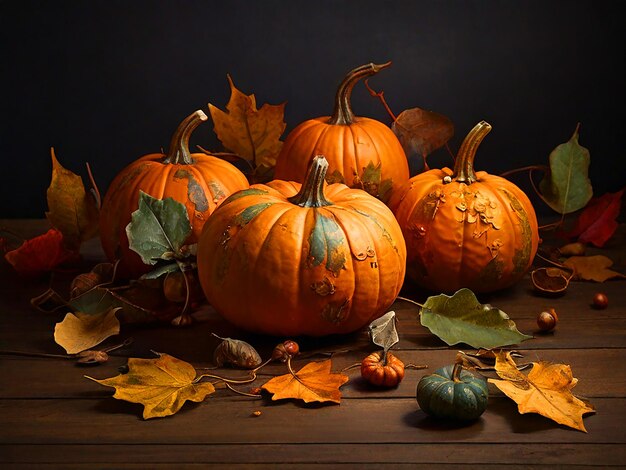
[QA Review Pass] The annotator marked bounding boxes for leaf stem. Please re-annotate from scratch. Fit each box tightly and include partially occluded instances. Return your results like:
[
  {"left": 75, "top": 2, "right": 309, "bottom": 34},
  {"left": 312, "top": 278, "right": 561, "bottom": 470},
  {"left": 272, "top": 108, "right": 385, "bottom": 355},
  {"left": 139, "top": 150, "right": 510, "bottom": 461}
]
[
  {"left": 85, "top": 162, "right": 102, "bottom": 209},
  {"left": 363, "top": 78, "right": 397, "bottom": 122},
  {"left": 499, "top": 165, "right": 548, "bottom": 179},
  {"left": 396, "top": 296, "right": 424, "bottom": 308}
]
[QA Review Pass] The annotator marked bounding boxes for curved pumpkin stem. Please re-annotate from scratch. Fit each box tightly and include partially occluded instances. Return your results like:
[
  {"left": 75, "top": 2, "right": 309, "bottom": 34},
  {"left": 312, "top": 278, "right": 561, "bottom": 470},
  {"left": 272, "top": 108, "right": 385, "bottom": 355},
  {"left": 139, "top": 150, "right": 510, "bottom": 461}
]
[
  {"left": 453, "top": 121, "right": 492, "bottom": 184},
  {"left": 328, "top": 61, "right": 392, "bottom": 126},
  {"left": 288, "top": 155, "right": 333, "bottom": 207},
  {"left": 163, "top": 110, "right": 208, "bottom": 165}
]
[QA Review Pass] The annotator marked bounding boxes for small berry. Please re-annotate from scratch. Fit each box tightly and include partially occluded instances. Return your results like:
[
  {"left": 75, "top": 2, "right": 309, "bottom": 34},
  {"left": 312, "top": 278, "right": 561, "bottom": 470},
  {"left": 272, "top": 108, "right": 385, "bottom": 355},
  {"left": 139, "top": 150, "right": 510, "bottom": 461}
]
[
  {"left": 537, "top": 309, "right": 558, "bottom": 332},
  {"left": 592, "top": 292, "right": 608, "bottom": 309}
]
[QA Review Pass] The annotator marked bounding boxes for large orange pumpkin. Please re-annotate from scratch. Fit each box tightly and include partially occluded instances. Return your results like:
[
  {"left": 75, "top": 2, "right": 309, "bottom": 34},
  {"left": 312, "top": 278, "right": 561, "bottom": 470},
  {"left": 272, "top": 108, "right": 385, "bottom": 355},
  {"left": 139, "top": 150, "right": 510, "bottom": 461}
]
[
  {"left": 274, "top": 62, "right": 409, "bottom": 204},
  {"left": 197, "top": 155, "right": 407, "bottom": 337},
  {"left": 100, "top": 110, "right": 249, "bottom": 278},
  {"left": 390, "top": 121, "right": 539, "bottom": 293}
]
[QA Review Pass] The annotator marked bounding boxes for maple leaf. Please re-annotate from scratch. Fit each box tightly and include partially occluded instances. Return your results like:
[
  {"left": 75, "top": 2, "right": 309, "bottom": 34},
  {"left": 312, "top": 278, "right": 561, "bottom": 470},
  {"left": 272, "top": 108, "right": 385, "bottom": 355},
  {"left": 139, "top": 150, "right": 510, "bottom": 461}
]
[
  {"left": 46, "top": 148, "right": 99, "bottom": 250},
  {"left": 54, "top": 307, "right": 121, "bottom": 354},
  {"left": 563, "top": 255, "right": 626, "bottom": 282},
  {"left": 86, "top": 352, "right": 215, "bottom": 419},
  {"left": 262, "top": 359, "right": 349, "bottom": 404},
  {"left": 563, "top": 188, "right": 624, "bottom": 247},
  {"left": 488, "top": 350, "right": 595, "bottom": 432},
  {"left": 208, "top": 75, "right": 286, "bottom": 170},
  {"left": 4, "top": 228, "right": 79, "bottom": 278}
]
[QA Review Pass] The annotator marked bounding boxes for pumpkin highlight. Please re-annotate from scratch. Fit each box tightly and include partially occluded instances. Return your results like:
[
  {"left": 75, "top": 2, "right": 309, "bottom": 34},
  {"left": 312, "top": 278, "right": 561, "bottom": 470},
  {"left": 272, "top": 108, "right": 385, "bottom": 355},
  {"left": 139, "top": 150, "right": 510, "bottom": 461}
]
[
  {"left": 390, "top": 121, "right": 539, "bottom": 293},
  {"left": 274, "top": 62, "right": 409, "bottom": 203},
  {"left": 100, "top": 110, "right": 249, "bottom": 278},
  {"left": 196, "top": 155, "right": 407, "bottom": 337}
]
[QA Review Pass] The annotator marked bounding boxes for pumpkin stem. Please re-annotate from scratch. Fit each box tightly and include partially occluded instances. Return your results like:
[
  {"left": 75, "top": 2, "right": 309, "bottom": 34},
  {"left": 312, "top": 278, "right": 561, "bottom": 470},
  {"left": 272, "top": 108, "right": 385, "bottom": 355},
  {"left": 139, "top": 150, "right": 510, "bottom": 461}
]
[
  {"left": 328, "top": 61, "right": 392, "bottom": 126},
  {"left": 163, "top": 110, "right": 208, "bottom": 165},
  {"left": 452, "top": 121, "right": 492, "bottom": 184},
  {"left": 288, "top": 155, "right": 333, "bottom": 207},
  {"left": 451, "top": 361, "right": 464, "bottom": 383}
]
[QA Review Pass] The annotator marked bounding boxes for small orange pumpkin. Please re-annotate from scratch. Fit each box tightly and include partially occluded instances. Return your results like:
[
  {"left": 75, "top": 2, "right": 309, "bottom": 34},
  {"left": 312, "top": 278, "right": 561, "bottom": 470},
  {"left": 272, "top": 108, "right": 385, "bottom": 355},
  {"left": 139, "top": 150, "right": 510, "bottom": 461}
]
[
  {"left": 274, "top": 62, "right": 409, "bottom": 203},
  {"left": 360, "top": 351, "right": 405, "bottom": 388},
  {"left": 100, "top": 110, "right": 249, "bottom": 278},
  {"left": 196, "top": 155, "right": 407, "bottom": 337},
  {"left": 390, "top": 121, "right": 539, "bottom": 293}
]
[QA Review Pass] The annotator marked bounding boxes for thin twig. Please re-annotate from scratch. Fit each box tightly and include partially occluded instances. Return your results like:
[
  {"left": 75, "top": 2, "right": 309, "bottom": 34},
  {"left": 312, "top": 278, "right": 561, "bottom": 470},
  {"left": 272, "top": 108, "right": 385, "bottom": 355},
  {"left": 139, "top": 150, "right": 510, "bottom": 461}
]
[
  {"left": 86, "top": 162, "right": 102, "bottom": 209},
  {"left": 396, "top": 296, "right": 424, "bottom": 308},
  {"left": 363, "top": 78, "right": 397, "bottom": 122}
]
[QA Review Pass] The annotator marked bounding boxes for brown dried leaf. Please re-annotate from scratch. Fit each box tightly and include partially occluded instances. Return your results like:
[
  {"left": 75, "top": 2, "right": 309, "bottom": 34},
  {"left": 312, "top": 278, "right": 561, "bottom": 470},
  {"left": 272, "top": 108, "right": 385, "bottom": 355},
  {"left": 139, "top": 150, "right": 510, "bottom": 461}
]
[
  {"left": 262, "top": 359, "right": 349, "bottom": 404},
  {"left": 46, "top": 148, "right": 99, "bottom": 249},
  {"left": 558, "top": 242, "right": 586, "bottom": 257},
  {"left": 391, "top": 107, "right": 454, "bottom": 158},
  {"left": 86, "top": 352, "right": 215, "bottom": 419},
  {"left": 488, "top": 350, "right": 595, "bottom": 432},
  {"left": 563, "top": 255, "right": 626, "bottom": 282},
  {"left": 54, "top": 308, "right": 121, "bottom": 354}
]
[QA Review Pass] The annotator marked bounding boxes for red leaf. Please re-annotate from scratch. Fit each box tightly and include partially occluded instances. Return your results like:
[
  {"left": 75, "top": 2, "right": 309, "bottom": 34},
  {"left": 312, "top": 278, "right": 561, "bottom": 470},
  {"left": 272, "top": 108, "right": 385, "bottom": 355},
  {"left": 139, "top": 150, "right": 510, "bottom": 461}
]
[
  {"left": 563, "top": 188, "right": 624, "bottom": 247},
  {"left": 4, "top": 229, "right": 79, "bottom": 278}
]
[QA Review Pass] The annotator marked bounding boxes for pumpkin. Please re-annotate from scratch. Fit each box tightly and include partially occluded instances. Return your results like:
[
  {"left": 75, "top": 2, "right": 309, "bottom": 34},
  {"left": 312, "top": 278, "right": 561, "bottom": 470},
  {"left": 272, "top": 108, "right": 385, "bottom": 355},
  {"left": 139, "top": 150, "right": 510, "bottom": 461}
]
[
  {"left": 360, "top": 351, "right": 405, "bottom": 388},
  {"left": 274, "top": 62, "right": 409, "bottom": 204},
  {"left": 99, "top": 110, "right": 249, "bottom": 278},
  {"left": 196, "top": 155, "right": 407, "bottom": 337},
  {"left": 390, "top": 121, "right": 539, "bottom": 293},
  {"left": 416, "top": 363, "right": 488, "bottom": 421}
]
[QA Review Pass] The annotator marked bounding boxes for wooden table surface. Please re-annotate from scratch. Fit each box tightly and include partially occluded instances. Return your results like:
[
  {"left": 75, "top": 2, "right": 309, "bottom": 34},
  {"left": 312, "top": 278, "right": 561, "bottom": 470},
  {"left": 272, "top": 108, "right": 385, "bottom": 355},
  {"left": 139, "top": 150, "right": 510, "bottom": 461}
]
[{"left": 1, "top": 219, "right": 625, "bottom": 469}]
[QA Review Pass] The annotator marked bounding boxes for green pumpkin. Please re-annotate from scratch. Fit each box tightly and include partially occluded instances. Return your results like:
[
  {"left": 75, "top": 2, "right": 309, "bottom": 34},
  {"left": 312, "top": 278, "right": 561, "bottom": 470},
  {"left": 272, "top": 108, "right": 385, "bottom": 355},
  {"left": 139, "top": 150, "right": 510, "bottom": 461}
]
[{"left": 416, "top": 363, "right": 488, "bottom": 421}]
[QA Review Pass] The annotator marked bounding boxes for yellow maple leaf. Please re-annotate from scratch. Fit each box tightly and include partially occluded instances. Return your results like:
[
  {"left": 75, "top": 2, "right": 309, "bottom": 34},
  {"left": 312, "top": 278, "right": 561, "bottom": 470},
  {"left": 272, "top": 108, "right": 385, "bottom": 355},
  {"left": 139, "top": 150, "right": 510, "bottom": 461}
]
[
  {"left": 563, "top": 255, "right": 626, "bottom": 282},
  {"left": 86, "top": 352, "right": 215, "bottom": 419},
  {"left": 261, "top": 359, "right": 349, "bottom": 404},
  {"left": 488, "top": 350, "right": 595, "bottom": 432},
  {"left": 46, "top": 148, "right": 100, "bottom": 250},
  {"left": 208, "top": 75, "right": 286, "bottom": 170},
  {"left": 54, "top": 308, "right": 121, "bottom": 354}
]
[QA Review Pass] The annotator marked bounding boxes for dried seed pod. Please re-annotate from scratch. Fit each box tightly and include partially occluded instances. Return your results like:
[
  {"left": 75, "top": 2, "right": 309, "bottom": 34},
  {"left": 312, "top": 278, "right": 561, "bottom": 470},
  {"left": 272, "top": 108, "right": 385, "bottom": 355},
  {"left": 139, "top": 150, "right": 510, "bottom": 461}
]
[{"left": 213, "top": 334, "right": 262, "bottom": 369}]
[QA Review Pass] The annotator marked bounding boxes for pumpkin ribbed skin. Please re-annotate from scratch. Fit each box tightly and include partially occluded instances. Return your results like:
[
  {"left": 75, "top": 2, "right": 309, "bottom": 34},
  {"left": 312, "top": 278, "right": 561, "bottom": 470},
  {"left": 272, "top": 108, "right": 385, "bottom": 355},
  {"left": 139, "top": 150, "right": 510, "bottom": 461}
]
[
  {"left": 99, "top": 111, "right": 249, "bottom": 278},
  {"left": 274, "top": 63, "right": 409, "bottom": 203},
  {"left": 197, "top": 156, "right": 407, "bottom": 337},
  {"left": 416, "top": 364, "right": 489, "bottom": 421},
  {"left": 361, "top": 351, "right": 405, "bottom": 388},
  {"left": 390, "top": 121, "right": 539, "bottom": 293}
]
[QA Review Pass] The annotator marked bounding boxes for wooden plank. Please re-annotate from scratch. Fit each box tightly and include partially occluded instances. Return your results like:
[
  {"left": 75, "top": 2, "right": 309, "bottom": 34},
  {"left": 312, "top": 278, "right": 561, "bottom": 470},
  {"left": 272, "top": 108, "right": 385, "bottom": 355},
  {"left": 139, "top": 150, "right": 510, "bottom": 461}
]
[
  {"left": 2, "top": 443, "right": 625, "bottom": 466},
  {"left": 1, "top": 348, "right": 623, "bottom": 399},
  {"left": 0, "top": 397, "right": 618, "bottom": 445},
  {"left": 1, "top": 464, "right": 621, "bottom": 470}
]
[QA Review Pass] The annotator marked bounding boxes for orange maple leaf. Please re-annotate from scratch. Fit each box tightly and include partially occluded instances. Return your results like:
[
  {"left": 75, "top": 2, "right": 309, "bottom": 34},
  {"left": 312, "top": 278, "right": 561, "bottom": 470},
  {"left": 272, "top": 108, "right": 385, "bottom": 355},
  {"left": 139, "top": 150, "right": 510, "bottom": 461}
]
[
  {"left": 208, "top": 75, "right": 286, "bottom": 171},
  {"left": 261, "top": 359, "right": 349, "bottom": 404},
  {"left": 488, "top": 350, "right": 595, "bottom": 432}
]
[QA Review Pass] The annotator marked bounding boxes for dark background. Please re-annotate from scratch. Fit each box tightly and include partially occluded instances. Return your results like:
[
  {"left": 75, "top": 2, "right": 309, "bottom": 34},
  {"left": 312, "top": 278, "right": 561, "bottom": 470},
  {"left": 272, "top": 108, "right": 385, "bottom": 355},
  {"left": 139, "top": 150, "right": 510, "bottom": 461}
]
[{"left": 1, "top": 0, "right": 624, "bottom": 218}]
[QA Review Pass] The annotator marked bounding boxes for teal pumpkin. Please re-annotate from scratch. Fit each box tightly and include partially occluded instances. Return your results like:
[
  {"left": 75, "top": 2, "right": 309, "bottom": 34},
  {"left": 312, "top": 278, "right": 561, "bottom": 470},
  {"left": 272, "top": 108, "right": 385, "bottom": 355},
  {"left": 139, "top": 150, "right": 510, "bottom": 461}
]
[{"left": 416, "top": 363, "right": 488, "bottom": 421}]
